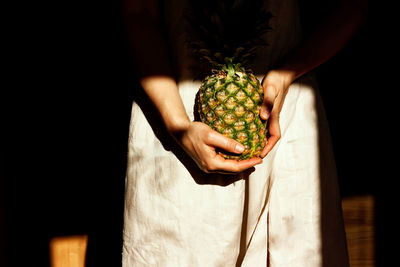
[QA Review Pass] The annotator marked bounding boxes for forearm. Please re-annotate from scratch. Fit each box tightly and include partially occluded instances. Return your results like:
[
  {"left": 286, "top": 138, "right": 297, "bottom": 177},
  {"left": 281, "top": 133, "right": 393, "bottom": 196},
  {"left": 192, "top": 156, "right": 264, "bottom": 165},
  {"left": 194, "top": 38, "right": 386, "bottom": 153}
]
[
  {"left": 277, "top": 0, "right": 368, "bottom": 79},
  {"left": 123, "top": 10, "right": 190, "bottom": 132},
  {"left": 140, "top": 76, "right": 190, "bottom": 132}
]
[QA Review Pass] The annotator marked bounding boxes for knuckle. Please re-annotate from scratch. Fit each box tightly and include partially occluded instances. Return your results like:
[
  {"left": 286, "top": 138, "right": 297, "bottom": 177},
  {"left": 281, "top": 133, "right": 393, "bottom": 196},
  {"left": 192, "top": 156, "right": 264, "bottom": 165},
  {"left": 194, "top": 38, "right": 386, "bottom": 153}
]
[
  {"left": 227, "top": 140, "right": 236, "bottom": 151},
  {"left": 207, "top": 164, "right": 216, "bottom": 172},
  {"left": 199, "top": 161, "right": 211, "bottom": 173},
  {"left": 270, "top": 112, "right": 280, "bottom": 119},
  {"left": 204, "top": 131, "right": 213, "bottom": 142},
  {"left": 230, "top": 165, "right": 240, "bottom": 173},
  {"left": 203, "top": 160, "right": 216, "bottom": 172},
  {"left": 201, "top": 167, "right": 211, "bottom": 173}
]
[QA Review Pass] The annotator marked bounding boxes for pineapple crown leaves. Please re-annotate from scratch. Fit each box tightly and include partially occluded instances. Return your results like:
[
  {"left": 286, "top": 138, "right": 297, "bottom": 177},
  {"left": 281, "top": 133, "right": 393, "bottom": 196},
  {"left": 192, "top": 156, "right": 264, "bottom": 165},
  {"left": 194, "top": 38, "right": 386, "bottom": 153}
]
[{"left": 185, "top": 0, "right": 273, "bottom": 72}]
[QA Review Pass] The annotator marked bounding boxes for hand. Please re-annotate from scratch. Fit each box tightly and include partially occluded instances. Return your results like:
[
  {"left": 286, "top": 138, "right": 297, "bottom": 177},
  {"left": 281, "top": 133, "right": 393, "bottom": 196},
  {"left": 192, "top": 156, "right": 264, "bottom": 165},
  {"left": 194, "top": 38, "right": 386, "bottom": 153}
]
[
  {"left": 170, "top": 121, "right": 263, "bottom": 174},
  {"left": 260, "top": 69, "right": 295, "bottom": 158}
]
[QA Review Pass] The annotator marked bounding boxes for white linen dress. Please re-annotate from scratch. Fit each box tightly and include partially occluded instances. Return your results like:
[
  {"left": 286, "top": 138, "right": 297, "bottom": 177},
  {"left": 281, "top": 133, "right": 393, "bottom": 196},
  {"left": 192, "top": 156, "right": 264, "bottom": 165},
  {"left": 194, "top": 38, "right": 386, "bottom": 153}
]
[{"left": 122, "top": 0, "right": 349, "bottom": 266}]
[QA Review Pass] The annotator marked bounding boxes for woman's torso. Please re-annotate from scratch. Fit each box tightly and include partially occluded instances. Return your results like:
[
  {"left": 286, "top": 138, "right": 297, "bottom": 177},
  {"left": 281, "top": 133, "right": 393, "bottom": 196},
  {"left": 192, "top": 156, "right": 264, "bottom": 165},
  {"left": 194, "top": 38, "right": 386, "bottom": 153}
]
[{"left": 160, "top": 0, "right": 303, "bottom": 81}]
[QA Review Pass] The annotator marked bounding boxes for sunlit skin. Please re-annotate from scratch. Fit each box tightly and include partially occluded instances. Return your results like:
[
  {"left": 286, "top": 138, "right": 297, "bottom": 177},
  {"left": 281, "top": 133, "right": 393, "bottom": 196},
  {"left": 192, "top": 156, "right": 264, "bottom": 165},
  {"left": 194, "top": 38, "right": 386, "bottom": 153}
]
[{"left": 124, "top": 0, "right": 367, "bottom": 174}]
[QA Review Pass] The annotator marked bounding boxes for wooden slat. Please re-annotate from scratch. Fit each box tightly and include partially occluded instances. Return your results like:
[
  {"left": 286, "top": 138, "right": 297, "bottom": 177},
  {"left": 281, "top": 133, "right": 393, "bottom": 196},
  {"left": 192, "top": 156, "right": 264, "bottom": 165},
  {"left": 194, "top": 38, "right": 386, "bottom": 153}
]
[
  {"left": 49, "top": 235, "right": 88, "bottom": 267},
  {"left": 342, "top": 195, "right": 375, "bottom": 267}
]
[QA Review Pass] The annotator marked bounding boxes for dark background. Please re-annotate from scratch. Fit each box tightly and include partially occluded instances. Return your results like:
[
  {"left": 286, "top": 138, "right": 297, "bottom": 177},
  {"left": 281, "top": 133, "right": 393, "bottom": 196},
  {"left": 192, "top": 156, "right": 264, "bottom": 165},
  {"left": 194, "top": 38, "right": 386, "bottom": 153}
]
[{"left": 2, "top": 1, "right": 375, "bottom": 266}]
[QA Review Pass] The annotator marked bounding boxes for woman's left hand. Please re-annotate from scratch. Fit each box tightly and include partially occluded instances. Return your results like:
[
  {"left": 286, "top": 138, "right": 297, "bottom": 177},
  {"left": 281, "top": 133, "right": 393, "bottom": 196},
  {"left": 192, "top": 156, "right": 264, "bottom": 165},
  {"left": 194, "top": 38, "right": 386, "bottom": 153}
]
[{"left": 260, "top": 69, "right": 296, "bottom": 158}]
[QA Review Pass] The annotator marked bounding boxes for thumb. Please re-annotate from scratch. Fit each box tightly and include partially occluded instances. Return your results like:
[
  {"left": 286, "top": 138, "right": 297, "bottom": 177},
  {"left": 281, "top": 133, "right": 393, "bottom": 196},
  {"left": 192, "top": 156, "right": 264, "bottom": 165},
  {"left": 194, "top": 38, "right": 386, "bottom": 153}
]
[
  {"left": 260, "top": 85, "right": 277, "bottom": 120},
  {"left": 206, "top": 131, "right": 245, "bottom": 154}
]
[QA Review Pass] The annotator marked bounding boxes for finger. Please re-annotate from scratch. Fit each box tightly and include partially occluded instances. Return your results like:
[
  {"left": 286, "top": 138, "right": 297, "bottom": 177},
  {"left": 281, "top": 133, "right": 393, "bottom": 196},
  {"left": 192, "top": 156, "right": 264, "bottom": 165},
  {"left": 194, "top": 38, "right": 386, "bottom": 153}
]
[
  {"left": 211, "top": 156, "right": 263, "bottom": 173},
  {"left": 260, "top": 85, "right": 276, "bottom": 120},
  {"left": 208, "top": 166, "right": 256, "bottom": 175},
  {"left": 261, "top": 113, "right": 281, "bottom": 158},
  {"left": 242, "top": 167, "right": 256, "bottom": 176},
  {"left": 205, "top": 131, "right": 245, "bottom": 154}
]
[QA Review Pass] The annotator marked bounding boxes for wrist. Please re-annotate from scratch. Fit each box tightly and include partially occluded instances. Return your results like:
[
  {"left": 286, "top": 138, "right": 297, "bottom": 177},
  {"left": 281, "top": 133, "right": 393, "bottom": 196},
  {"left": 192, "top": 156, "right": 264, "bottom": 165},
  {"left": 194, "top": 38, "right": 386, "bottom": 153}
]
[
  {"left": 275, "top": 47, "right": 316, "bottom": 80},
  {"left": 139, "top": 76, "right": 191, "bottom": 135},
  {"left": 165, "top": 116, "right": 191, "bottom": 135},
  {"left": 263, "top": 69, "right": 296, "bottom": 88}
]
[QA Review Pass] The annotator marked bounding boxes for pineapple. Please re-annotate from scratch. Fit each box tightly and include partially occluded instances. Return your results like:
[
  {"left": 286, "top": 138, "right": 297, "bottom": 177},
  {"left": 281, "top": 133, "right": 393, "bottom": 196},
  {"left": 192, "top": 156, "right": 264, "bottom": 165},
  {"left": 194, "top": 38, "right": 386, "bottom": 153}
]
[
  {"left": 198, "top": 62, "right": 266, "bottom": 160},
  {"left": 187, "top": 0, "right": 273, "bottom": 160}
]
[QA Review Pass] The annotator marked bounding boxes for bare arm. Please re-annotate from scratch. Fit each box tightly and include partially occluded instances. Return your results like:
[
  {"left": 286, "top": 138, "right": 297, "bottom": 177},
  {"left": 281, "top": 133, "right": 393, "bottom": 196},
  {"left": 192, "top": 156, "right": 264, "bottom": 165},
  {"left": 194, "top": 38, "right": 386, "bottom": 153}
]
[
  {"left": 122, "top": 0, "right": 188, "bottom": 132},
  {"left": 123, "top": 0, "right": 262, "bottom": 173},
  {"left": 280, "top": 0, "right": 368, "bottom": 78},
  {"left": 260, "top": 0, "right": 368, "bottom": 157}
]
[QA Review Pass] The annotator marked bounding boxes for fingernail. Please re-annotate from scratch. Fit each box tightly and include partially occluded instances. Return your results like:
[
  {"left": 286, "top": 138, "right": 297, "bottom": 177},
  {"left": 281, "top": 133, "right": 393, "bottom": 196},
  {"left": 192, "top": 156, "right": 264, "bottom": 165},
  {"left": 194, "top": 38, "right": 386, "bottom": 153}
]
[
  {"left": 260, "top": 109, "right": 269, "bottom": 120},
  {"left": 235, "top": 144, "right": 245, "bottom": 153}
]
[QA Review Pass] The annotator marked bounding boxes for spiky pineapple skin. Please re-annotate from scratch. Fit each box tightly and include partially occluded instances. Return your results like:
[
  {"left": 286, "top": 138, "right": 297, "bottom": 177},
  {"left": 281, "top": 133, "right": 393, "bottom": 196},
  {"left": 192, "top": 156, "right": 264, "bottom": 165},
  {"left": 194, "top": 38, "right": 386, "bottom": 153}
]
[{"left": 198, "top": 70, "right": 267, "bottom": 160}]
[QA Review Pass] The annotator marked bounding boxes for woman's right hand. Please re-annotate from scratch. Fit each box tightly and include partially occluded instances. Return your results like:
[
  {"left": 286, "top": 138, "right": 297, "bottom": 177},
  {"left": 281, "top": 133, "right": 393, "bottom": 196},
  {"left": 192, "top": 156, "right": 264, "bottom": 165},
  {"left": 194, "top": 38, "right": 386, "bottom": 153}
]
[{"left": 170, "top": 121, "right": 263, "bottom": 174}]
